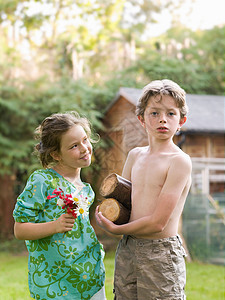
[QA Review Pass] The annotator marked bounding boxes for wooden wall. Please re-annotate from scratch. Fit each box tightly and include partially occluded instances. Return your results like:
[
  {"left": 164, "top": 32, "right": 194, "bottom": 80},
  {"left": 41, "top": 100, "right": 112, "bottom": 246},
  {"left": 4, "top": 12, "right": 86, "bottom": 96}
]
[{"left": 182, "top": 135, "right": 224, "bottom": 158}]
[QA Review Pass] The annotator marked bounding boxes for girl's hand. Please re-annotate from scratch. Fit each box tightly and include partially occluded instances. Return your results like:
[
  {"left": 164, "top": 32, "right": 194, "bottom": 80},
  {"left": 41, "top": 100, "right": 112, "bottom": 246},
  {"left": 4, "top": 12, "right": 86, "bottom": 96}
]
[
  {"left": 55, "top": 213, "right": 76, "bottom": 233},
  {"left": 95, "top": 206, "right": 120, "bottom": 235}
]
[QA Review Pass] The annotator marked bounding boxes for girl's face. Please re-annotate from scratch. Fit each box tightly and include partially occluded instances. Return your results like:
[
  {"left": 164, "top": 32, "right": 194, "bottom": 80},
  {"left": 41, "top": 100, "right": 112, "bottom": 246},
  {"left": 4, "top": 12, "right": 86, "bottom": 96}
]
[
  {"left": 139, "top": 95, "right": 186, "bottom": 140},
  {"left": 53, "top": 124, "right": 92, "bottom": 171}
]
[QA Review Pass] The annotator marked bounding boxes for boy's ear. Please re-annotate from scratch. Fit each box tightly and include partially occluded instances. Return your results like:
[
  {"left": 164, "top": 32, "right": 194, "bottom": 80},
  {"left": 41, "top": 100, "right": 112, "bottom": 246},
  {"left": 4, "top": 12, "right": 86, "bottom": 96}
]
[
  {"left": 138, "top": 115, "right": 145, "bottom": 128},
  {"left": 179, "top": 116, "right": 187, "bottom": 127},
  {"left": 178, "top": 116, "right": 187, "bottom": 131}
]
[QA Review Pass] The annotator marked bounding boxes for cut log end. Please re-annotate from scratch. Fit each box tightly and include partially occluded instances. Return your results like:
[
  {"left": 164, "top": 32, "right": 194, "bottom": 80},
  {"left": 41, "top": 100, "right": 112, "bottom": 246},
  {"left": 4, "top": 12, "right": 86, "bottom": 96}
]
[
  {"left": 99, "top": 198, "right": 131, "bottom": 225},
  {"left": 99, "top": 198, "right": 120, "bottom": 222},
  {"left": 99, "top": 173, "right": 117, "bottom": 197}
]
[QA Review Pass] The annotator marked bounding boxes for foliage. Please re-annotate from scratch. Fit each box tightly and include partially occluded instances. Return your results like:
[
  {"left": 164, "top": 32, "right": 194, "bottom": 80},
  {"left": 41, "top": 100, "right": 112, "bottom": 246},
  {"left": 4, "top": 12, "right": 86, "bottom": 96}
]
[
  {"left": 0, "top": 81, "right": 41, "bottom": 175},
  {"left": 0, "top": 0, "right": 223, "bottom": 91},
  {"left": 130, "top": 25, "right": 224, "bottom": 95},
  {"left": 134, "top": 54, "right": 220, "bottom": 94},
  {"left": 0, "top": 77, "right": 106, "bottom": 176}
]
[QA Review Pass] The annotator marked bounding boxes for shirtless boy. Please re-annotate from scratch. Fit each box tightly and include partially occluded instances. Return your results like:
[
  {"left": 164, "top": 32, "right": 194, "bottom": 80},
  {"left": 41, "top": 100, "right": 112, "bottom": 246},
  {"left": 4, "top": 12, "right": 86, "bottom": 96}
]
[{"left": 96, "top": 79, "right": 192, "bottom": 300}]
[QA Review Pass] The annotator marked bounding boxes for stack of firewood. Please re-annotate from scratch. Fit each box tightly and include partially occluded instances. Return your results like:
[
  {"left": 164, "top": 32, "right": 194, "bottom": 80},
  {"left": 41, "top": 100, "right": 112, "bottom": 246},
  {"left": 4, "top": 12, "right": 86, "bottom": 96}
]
[{"left": 99, "top": 173, "right": 132, "bottom": 225}]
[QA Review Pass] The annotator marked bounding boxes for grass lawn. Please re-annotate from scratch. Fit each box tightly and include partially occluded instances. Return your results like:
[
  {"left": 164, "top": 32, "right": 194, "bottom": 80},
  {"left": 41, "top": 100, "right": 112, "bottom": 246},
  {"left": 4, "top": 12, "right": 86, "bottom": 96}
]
[{"left": 0, "top": 247, "right": 224, "bottom": 300}]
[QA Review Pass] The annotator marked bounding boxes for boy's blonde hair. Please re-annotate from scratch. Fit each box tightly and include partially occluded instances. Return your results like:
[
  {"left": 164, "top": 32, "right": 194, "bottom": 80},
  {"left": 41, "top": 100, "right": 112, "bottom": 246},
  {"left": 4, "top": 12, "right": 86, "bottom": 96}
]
[{"left": 136, "top": 79, "right": 188, "bottom": 119}]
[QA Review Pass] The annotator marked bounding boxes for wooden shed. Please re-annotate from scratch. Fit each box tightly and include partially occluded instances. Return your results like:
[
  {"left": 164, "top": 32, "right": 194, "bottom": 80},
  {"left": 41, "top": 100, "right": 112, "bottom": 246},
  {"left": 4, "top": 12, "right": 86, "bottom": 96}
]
[{"left": 96, "top": 87, "right": 224, "bottom": 198}]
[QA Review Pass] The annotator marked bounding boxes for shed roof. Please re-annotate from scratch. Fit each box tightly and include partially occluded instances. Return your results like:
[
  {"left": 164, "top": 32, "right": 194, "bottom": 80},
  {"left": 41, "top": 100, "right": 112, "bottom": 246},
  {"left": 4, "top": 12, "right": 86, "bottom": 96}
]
[{"left": 106, "top": 87, "right": 224, "bottom": 134}]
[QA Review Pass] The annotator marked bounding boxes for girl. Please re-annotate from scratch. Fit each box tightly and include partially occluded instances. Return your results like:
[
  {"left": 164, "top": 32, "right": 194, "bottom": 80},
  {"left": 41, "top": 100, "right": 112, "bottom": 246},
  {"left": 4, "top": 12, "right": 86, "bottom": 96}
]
[{"left": 13, "top": 112, "right": 106, "bottom": 300}]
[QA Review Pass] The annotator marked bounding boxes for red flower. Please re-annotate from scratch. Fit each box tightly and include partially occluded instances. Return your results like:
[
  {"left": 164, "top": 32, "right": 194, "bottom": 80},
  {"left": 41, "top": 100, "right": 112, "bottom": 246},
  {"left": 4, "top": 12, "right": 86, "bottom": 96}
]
[{"left": 47, "top": 189, "right": 78, "bottom": 218}]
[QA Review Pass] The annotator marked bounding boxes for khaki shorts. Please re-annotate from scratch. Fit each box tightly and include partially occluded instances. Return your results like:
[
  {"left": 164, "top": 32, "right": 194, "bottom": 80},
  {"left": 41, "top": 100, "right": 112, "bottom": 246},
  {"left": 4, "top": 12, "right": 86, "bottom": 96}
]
[{"left": 113, "top": 235, "right": 187, "bottom": 300}]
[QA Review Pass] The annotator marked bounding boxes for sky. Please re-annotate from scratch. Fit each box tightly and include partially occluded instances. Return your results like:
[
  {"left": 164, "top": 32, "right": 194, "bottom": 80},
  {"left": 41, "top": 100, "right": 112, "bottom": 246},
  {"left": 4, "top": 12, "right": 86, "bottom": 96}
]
[{"left": 148, "top": 0, "right": 224, "bottom": 37}]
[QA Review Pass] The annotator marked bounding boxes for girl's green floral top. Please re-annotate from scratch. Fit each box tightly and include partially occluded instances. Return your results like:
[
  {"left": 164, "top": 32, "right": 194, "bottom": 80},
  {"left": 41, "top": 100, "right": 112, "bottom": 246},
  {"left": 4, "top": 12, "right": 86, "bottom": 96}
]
[{"left": 13, "top": 169, "right": 105, "bottom": 300}]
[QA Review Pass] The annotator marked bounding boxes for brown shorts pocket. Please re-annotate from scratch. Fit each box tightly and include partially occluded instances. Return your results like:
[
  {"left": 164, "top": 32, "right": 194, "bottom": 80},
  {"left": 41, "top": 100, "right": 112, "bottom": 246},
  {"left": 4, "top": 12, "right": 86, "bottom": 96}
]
[{"left": 137, "top": 242, "right": 186, "bottom": 297}]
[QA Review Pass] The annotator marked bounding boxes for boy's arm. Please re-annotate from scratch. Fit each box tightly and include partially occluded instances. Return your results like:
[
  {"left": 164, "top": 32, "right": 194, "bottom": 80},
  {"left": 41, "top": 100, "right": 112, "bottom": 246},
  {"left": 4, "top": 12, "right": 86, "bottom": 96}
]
[
  {"left": 14, "top": 213, "right": 76, "bottom": 240},
  {"left": 96, "top": 155, "right": 192, "bottom": 236},
  {"left": 121, "top": 147, "right": 138, "bottom": 180},
  {"left": 121, "top": 150, "right": 133, "bottom": 181}
]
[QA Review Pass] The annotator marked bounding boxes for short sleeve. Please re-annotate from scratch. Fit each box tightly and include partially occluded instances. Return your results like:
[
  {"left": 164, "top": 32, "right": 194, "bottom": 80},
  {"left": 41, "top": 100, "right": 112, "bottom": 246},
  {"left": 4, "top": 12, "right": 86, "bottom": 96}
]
[{"left": 13, "top": 171, "right": 48, "bottom": 223}]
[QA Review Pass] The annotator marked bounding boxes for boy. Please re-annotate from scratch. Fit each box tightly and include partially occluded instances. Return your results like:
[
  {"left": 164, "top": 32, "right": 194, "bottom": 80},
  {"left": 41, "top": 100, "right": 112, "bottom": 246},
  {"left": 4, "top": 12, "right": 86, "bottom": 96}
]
[{"left": 96, "top": 79, "right": 192, "bottom": 299}]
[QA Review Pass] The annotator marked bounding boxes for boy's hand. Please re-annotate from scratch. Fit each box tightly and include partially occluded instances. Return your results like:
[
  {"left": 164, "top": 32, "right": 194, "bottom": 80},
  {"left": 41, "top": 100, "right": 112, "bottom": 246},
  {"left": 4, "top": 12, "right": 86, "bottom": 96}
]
[
  {"left": 95, "top": 206, "right": 120, "bottom": 235},
  {"left": 55, "top": 213, "right": 76, "bottom": 233}
]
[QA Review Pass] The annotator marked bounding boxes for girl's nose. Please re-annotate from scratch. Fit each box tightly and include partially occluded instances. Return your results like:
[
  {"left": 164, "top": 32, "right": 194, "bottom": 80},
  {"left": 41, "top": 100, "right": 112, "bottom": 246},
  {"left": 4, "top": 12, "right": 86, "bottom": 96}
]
[{"left": 80, "top": 143, "right": 88, "bottom": 153}]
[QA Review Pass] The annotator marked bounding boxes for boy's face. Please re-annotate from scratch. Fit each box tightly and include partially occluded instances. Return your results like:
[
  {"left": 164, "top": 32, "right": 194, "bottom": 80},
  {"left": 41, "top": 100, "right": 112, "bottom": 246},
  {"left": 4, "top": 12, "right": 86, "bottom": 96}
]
[{"left": 138, "top": 95, "right": 186, "bottom": 139}]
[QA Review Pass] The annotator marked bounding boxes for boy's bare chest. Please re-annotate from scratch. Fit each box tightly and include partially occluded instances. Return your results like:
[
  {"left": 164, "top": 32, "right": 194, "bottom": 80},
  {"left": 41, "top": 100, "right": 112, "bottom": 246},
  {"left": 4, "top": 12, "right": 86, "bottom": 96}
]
[{"left": 131, "top": 155, "right": 170, "bottom": 188}]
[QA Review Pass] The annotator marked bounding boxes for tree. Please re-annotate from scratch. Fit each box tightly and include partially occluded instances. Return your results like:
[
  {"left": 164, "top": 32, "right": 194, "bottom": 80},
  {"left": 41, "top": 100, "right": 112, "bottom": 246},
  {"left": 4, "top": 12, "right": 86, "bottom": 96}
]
[
  {"left": 0, "top": 0, "right": 170, "bottom": 82},
  {"left": 127, "top": 25, "right": 224, "bottom": 95}
]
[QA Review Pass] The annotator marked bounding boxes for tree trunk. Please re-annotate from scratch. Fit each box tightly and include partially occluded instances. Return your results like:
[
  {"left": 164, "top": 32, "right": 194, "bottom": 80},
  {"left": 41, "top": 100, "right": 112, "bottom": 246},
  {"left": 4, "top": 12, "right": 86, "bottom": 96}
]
[{"left": 0, "top": 174, "right": 15, "bottom": 238}]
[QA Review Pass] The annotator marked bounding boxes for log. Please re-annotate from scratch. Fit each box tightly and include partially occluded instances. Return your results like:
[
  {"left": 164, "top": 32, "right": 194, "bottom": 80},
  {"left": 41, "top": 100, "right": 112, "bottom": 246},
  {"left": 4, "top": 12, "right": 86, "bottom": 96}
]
[
  {"left": 99, "top": 173, "right": 132, "bottom": 210},
  {"left": 99, "top": 198, "right": 130, "bottom": 225}
]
